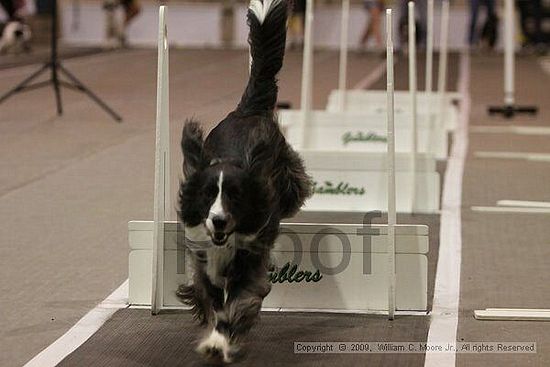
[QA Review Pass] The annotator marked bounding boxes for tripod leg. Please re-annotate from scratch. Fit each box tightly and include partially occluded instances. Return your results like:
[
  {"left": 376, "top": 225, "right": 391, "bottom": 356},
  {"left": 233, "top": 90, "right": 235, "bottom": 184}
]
[
  {"left": 58, "top": 64, "right": 123, "bottom": 122},
  {"left": 52, "top": 62, "right": 63, "bottom": 115},
  {"left": 0, "top": 64, "right": 49, "bottom": 104}
]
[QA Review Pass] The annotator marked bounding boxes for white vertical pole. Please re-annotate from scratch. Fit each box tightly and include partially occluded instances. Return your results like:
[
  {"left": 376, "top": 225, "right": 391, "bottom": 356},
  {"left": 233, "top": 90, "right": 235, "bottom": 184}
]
[
  {"left": 437, "top": 0, "right": 450, "bottom": 129},
  {"left": 338, "top": 0, "right": 350, "bottom": 111},
  {"left": 504, "top": 0, "right": 515, "bottom": 106},
  {"left": 152, "top": 5, "right": 170, "bottom": 315},
  {"left": 300, "top": 0, "right": 314, "bottom": 147},
  {"left": 425, "top": 0, "right": 434, "bottom": 94},
  {"left": 408, "top": 2, "right": 417, "bottom": 212},
  {"left": 386, "top": 8, "right": 396, "bottom": 321}
]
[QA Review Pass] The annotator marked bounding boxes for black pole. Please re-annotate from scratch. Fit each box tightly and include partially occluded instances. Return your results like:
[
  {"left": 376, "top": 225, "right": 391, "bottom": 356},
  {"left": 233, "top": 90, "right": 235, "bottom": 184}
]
[{"left": 51, "top": 0, "right": 63, "bottom": 115}]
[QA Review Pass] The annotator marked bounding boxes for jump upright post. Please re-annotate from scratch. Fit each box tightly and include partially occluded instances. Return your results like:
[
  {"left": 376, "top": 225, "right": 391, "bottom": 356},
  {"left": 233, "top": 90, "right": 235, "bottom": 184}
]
[
  {"left": 386, "top": 8, "right": 397, "bottom": 321},
  {"left": 408, "top": 1, "right": 418, "bottom": 213},
  {"left": 338, "top": 0, "right": 350, "bottom": 111},
  {"left": 300, "top": 0, "right": 315, "bottom": 147},
  {"left": 487, "top": 0, "right": 537, "bottom": 118},
  {"left": 437, "top": 0, "right": 450, "bottom": 129},
  {"left": 151, "top": 5, "right": 170, "bottom": 315},
  {"left": 425, "top": 0, "right": 434, "bottom": 95}
]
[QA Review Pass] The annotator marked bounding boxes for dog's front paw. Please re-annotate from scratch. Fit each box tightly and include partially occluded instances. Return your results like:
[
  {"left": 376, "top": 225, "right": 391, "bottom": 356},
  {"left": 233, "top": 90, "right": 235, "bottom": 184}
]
[{"left": 197, "top": 329, "right": 240, "bottom": 365}]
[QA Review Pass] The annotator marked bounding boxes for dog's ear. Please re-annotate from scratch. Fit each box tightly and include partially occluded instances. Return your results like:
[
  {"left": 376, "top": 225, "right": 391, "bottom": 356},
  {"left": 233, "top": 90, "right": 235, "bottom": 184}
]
[
  {"left": 244, "top": 126, "right": 281, "bottom": 178},
  {"left": 245, "top": 140, "right": 274, "bottom": 178},
  {"left": 181, "top": 120, "right": 205, "bottom": 178}
]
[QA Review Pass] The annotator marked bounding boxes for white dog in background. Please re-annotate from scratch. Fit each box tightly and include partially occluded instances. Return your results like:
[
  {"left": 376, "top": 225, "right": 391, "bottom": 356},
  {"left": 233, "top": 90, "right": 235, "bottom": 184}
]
[{"left": 0, "top": 20, "right": 31, "bottom": 54}]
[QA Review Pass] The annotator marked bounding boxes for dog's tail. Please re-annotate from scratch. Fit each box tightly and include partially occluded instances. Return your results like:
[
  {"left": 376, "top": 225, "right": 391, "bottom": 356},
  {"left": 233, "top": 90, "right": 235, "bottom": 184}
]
[{"left": 236, "top": 0, "right": 288, "bottom": 115}]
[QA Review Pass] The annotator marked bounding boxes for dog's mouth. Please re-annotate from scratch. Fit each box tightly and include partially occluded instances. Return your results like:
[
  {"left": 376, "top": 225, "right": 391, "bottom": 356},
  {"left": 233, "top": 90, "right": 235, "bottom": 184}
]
[{"left": 210, "top": 231, "right": 230, "bottom": 246}]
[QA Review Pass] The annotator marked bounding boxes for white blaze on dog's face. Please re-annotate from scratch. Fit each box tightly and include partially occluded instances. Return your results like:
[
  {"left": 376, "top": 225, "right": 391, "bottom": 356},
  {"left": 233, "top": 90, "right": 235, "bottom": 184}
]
[{"left": 205, "top": 171, "right": 232, "bottom": 246}]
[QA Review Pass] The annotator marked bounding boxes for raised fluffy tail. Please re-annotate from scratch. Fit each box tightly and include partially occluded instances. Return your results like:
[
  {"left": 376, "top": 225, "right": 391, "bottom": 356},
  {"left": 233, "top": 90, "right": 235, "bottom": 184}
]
[{"left": 237, "top": 0, "right": 288, "bottom": 115}]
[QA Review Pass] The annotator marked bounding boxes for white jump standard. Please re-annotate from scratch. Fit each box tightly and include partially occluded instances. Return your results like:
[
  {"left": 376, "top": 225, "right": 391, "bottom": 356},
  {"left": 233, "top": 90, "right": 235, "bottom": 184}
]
[{"left": 487, "top": 0, "right": 537, "bottom": 118}]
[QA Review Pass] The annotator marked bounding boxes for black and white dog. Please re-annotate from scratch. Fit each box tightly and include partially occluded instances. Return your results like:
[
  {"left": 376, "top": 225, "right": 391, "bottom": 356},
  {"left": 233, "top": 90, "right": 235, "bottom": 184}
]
[
  {"left": 0, "top": 20, "right": 31, "bottom": 54},
  {"left": 177, "top": 0, "right": 311, "bottom": 363}
]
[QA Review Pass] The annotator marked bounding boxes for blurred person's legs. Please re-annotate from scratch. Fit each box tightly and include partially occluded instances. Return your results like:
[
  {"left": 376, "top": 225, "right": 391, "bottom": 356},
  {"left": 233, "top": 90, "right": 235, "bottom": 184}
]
[
  {"left": 469, "top": 0, "right": 481, "bottom": 45},
  {"left": 516, "top": 0, "right": 544, "bottom": 51},
  {"left": 288, "top": 0, "right": 305, "bottom": 49},
  {"left": 288, "top": 13, "right": 304, "bottom": 49},
  {"left": 360, "top": 0, "right": 383, "bottom": 50},
  {"left": 531, "top": 0, "right": 543, "bottom": 47},
  {"left": 1, "top": 0, "right": 18, "bottom": 20},
  {"left": 415, "top": 0, "right": 427, "bottom": 45},
  {"left": 469, "top": 0, "right": 496, "bottom": 47},
  {"left": 398, "top": 0, "right": 426, "bottom": 49},
  {"left": 121, "top": 0, "right": 140, "bottom": 27}
]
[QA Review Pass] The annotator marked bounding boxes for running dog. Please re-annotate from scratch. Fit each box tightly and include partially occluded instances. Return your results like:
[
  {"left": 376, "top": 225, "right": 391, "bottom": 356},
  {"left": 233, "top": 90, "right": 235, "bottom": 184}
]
[{"left": 177, "top": 0, "right": 311, "bottom": 363}]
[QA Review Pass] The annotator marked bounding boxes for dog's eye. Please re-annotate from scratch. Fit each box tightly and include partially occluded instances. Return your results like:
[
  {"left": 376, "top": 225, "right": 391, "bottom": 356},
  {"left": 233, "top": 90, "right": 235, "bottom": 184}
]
[
  {"left": 224, "top": 183, "right": 241, "bottom": 198},
  {"left": 205, "top": 184, "right": 218, "bottom": 197}
]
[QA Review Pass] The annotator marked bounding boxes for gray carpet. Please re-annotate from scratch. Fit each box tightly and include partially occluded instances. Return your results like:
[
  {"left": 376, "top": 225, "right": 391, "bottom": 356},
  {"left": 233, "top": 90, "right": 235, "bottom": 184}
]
[{"left": 57, "top": 309, "right": 430, "bottom": 367}]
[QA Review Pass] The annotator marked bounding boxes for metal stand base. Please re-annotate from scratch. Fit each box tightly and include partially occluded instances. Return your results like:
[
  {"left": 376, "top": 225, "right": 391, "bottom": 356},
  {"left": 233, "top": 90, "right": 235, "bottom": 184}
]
[{"left": 488, "top": 104, "right": 538, "bottom": 119}]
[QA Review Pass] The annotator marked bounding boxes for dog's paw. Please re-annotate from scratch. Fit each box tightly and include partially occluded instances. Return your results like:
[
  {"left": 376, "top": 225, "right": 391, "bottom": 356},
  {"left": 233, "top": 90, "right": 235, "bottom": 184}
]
[{"left": 197, "top": 329, "right": 237, "bottom": 365}]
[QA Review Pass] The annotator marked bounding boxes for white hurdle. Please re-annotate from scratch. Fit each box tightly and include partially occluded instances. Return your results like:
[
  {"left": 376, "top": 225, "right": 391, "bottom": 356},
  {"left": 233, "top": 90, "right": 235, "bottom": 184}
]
[
  {"left": 504, "top": 0, "right": 515, "bottom": 107},
  {"left": 487, "top": 0, "right": 537, "bottom": 118},
  {"left": 151, "top": 5, "right": 170, "bottom": 315},
  {"left": 299, "top": 0, "right": 315, "bottom": 147},
  {"left": 337, "top": 0, "right": 350, "bottom": 111},
  {"left": 408, "top": 1, "right": 418, "bottom": 213},
  {"left": 385, "top": 8, "right": 397, "bottom": 320},
  {"left": 425, "top": 0, "right": 434, "bottom": 95},
  {"left": 437, "top": 0, "right": 450, "bottom": 129}
]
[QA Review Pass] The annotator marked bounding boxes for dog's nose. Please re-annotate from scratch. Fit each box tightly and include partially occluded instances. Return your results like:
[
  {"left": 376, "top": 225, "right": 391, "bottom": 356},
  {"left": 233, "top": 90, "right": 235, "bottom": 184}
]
[{"left": 212, "top": 216, "right": 227, "bottom": 231}]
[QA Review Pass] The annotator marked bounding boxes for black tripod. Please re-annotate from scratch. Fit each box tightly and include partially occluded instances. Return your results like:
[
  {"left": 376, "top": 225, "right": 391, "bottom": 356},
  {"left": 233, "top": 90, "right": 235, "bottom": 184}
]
[{"left": 0, "top": 0, "right": 122, "bottom": 122}]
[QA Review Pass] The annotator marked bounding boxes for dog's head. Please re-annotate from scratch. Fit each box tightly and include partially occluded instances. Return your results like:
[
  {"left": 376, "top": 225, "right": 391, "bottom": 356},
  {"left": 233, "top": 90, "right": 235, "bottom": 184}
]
[{"left": 178, "top": 121, "right": 273, "bottom": 247}]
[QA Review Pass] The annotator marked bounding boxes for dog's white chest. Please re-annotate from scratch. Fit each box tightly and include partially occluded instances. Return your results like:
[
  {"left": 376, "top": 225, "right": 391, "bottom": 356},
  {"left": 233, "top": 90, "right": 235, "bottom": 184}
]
[{"left": 206, "top": 245, "right": 235, "bottom": 288}]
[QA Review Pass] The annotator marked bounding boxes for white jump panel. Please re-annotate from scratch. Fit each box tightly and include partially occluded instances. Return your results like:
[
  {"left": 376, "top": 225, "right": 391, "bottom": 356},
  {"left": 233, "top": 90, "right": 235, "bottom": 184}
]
[
  {"left": 128, "top": 221, "right": 429, "bottom": 312},
  {"left": 298, "top": 150, "right": 439, "bottom": 213},
  {"left": 326, "top": 90, "right": 460, "bottom": 132},
  {"left": 280, "top": 109, "right": 448, "bottom": 160}
]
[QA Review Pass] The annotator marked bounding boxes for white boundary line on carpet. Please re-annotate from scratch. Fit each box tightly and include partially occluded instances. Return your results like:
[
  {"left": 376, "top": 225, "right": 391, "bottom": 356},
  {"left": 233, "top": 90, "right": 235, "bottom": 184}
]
[
  {"left": 424, "top": 52, "right": 470, "bottom": 367},
  {"left": 471, "top": 206, "right": 550, "bottom": 214},
  {"left": 497, "top": 200, "right": 550, "bottom": 208},
  {"left": 352, "top": 59, "right": 393, "bottom": 90},
  {"left": 474, "top": 151, "right": 550, "bottom": 162},
  {"left": 23, "top": 280, "right": 129, "bottom": 367},
  {"left": 470, "top": 125, "right": 550, "bottom": 135}
]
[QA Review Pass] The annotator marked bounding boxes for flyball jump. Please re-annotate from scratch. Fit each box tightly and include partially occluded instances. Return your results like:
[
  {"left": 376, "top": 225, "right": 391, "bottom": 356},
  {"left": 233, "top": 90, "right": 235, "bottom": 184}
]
[{"left": 133, "top": 3, "right": 429, "bottom": 366}]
